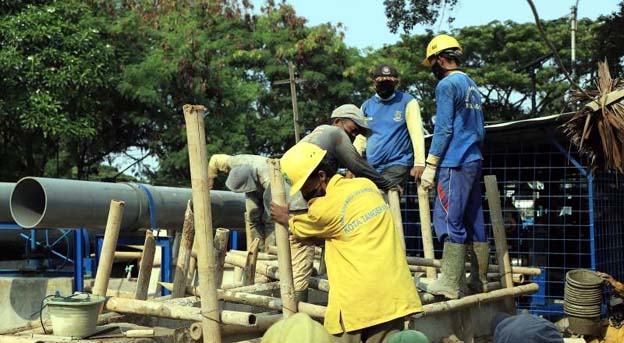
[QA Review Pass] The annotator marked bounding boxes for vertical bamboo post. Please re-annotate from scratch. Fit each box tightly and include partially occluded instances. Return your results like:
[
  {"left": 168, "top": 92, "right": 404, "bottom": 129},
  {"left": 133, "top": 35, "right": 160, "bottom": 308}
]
[
  {"left": 214, "top": 228, "right": 230, "bottom": 288},
  {"left": 388, "top": 189, "right": 406, "bottom": 251},
  {"left": 172, "top": 201, "right": 195, "bottom": 298},
  {"left": 171, "top": 231, "right": 182, "bottom": 266},
  {"left": 135, "top": 230, "right": 156, "bottom": 300},
  {"left": 244, "top": 212, "right": 253, "bottom": 249},
  {"left": 484, "top": 175, "right": 515, "bottom": 313},
  {"left": 183, "top": 104, "right": 222, "bottom": 342},
  {"left": 417, "top": 185, "right": 436, "bottom": 279},
  {"left": 187, "top": 237, "right": 198, "bottom": 285},
  {"left": 93, "top": 200, "right": 125, "bottom": 296},
  {"left": 242, "top": 238, "right": 260, "bottom": 286},
  {"left": 267, "top": 159, "right": 297, "bottom": 317}
]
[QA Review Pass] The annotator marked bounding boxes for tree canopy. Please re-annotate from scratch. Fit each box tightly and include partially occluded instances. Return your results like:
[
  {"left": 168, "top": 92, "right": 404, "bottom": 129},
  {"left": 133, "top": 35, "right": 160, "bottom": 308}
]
[{"left": 0, "top": 0, "right": 622, "bottom": 184}]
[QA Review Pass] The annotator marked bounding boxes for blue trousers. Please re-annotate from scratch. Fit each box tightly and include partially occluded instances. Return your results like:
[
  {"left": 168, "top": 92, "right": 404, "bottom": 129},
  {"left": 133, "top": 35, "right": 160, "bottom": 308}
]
[{"left": 433, "top": 160, "right": 486, "bottom": 244}]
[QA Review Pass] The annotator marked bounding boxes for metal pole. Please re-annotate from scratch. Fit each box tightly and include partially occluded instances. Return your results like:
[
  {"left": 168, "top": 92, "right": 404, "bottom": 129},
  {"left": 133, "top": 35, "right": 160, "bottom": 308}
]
[{"left": 288, "top": 61, "right": 301, "bottom": 143}]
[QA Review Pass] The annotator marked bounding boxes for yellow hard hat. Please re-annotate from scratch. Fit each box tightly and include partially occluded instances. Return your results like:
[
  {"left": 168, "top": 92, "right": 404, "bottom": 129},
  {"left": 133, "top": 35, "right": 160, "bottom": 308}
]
[
  {"left": 423, "top": 34, "right": 462, "bottom": 67},
  {"left": 280, "top": 142, "right": 327, "bottom": 196}
]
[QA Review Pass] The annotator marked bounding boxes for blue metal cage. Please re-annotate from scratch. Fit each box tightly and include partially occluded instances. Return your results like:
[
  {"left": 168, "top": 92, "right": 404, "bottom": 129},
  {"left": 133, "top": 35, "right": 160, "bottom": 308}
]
[{"left": 401, "top": 114, "right": 624, "bottom": 317}]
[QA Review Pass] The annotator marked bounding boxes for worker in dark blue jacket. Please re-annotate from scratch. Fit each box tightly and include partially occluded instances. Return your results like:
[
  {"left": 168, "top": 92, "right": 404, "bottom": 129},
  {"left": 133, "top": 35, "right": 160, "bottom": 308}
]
[{"left": 418, "top": 34, "right": 487, "bottom": 300}]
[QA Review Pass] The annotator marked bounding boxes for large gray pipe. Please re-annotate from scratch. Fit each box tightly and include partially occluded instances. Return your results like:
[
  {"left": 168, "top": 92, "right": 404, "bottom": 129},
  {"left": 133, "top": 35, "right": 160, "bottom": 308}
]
[
  {"left": 0, "top": 182, "right": 15, "bottom": 223},
  {"left": 10, "top": 177, "right": 245, "bottom": 231}
]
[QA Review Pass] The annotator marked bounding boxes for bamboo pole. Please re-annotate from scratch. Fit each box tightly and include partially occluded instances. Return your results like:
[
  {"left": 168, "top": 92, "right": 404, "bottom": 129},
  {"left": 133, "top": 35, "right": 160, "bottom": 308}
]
[
  {"left": 487, "top": 272, "right": 524, "bottom": 284},
  {"left": 187, "top": 237, "right": 198, "bottom": 285},
  {"left": 172, "top": 201, "right": 195, "bottom": 298},
  {"left": 420, "top": 282, "right": 502, "bottom": 305},
  {"left": 227, "top": 281, "right": 280, "bottom": 293},
  {"left": 417, "top": 185, "right": 436, "bottom": 278},
  {"left": 414, "top": 283, "right": 539, "bottom": 317},
  {"left": 221, "top": 282, "right": 243, "bottom": 289},
  {"left": 214, "top": 228, "right": 230, "bottom": 288},
  {"left": 209, "top": 314, "right": 282, "bottom": 338},
  {"left": 244, "top": 212, "right": 253, "bottom": 249},
  {"left": 267, "top": 159, "right": 297, "bottom": 317},
  {"left": 109, "top": 251, "right": 142, "bottom": 261},
  {"left": 387, "top": 189, "right": 406, "bottom": 251},
  {"left": 171, "top": 231, "right": 182, "bottom": 266},
  {"left": 104, "top": 297, "right": 256, "bottom": 326},
  {"left": 242, "top": 238, "right": 260, "bottom": 286},
  {"left": 406, "top": 256, "right": 541, "bottom": 276},
  {"left": 126, "top": 329, "right": 155, "bottom": 338},
  {"left": 160, "top": 281, "right": 281, "bottom": 297},
  {"left": 183, "top": 104, "right": 222, "bottom": 342},
  {"left": 93, "top": 200, "right": 125, "bottom": 296},
  {"left": 218, "top": 290, "right": 326, "bottom": 319},
  {"left": 484, "top": 175, "right": 515, "bottom": 313},
  {"left": 230, "top": 250, "right": 277, "bottom": 260},
  {"left": 226, "top": 249, "right": 279, "bottom": 280},
  {"left": 308, "top": 277, "right": 330, "bottom": 292},
  {"left": 135, "top": 230, "right": 156, "bottom": 300}
]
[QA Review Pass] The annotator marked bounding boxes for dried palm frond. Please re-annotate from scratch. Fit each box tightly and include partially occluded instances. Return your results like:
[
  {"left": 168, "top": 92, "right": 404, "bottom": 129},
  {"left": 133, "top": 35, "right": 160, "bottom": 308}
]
[{"left": 562, "top": 60, "right": 624, "bottom": 174}]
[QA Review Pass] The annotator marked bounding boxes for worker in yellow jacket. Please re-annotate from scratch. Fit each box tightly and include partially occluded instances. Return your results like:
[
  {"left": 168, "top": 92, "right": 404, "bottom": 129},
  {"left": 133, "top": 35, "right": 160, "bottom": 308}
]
[{"left": 271, "top": 142, "right": 422, "bottom": 343}]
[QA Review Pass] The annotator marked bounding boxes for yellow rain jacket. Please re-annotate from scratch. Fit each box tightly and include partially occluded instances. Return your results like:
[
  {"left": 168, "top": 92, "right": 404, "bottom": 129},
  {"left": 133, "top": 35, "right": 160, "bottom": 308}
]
[{"left": 289, "top": 175, "right": 422, "bottom": 335}]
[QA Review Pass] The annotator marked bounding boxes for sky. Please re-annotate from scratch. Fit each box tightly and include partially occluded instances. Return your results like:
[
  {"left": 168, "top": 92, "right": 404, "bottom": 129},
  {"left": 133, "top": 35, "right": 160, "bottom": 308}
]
[{"left": 274, "top": 0, "right": 620, "bottom": 50}]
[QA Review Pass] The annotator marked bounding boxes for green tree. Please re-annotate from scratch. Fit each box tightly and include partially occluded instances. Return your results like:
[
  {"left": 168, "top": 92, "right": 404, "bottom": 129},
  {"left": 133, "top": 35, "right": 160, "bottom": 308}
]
[
  {"left": 383, "top": 0, "right": 458, "bottom": 33},
  {"left": 355, "top": 18, "right": 599, "bottom": 125},
  {"left": 104, "top": 1, "right": 361, "bottom": 185},
  {"left": 595, "top": 1, "right": 624, "bottom": 75},
  {"left": 0, "top": 0, "right": 151, "bottom": 180}
]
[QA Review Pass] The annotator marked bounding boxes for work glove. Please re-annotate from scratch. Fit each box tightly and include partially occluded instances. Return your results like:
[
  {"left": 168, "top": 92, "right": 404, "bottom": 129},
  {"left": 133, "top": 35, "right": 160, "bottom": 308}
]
[{"left": 419, "top": 155, "right": 440, "bottom": 192}]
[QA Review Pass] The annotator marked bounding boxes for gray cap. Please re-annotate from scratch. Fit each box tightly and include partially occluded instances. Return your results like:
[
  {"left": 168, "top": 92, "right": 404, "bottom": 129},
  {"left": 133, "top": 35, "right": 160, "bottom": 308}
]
[
  {"left": 226, "top": 165, "right": 259, "bottom": 193},
  {"left": 330, "top": 104, "right": 372, "bottom": 137}
]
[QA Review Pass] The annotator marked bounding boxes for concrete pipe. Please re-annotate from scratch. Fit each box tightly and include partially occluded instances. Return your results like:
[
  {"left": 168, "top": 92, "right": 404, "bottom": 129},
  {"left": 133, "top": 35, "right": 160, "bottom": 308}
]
[
  {"left": 0, "top": 182, "right": 15, "bottom": 223},
  {"left": 10, "top": 177, "right": 245, "bottom": 231}
]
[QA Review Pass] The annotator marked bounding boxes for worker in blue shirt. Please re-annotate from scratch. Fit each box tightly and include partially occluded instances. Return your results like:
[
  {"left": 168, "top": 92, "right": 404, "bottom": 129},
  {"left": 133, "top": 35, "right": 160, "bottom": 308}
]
[
  {"left": 418, "top": 34, "right": 488, "bottom": 300},
  {"left": 356, "top": 64, "right": 426, "bottom": 186}
]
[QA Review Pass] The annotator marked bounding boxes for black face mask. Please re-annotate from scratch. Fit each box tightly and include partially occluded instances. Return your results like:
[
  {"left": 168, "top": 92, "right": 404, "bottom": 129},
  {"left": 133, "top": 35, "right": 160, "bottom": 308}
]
[
  {"left": 302, "top": 183, "right": 326, "bottom": 201},
  {"left": 375, "top": 81, "right": 396, "bottom": 99},
  {"left": 431, "top": 61, "right": 447, "bottom": 80}
]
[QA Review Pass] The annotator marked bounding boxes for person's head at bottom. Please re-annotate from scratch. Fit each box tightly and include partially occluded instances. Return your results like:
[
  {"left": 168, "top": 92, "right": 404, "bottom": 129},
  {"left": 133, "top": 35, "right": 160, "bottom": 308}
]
[
  {"left": 491, "top": 313, "right": 563, "bottom": 343},
  {"left": 388, "top": 330, "right": 430, "bottom": 343},
  {"left": 261, "top": 312, "right": 333, "bottom": 343}
]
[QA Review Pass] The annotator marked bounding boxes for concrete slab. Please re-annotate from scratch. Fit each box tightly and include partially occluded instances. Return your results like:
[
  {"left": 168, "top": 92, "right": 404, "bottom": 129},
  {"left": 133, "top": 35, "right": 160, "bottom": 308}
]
[{"left": 0, "top": 276, "right": 73, "bottom": 332}]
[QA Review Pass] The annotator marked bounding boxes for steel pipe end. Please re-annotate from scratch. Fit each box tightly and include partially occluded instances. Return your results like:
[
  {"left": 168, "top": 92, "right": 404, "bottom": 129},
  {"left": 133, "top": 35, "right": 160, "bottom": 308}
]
[{"left": 10, "top": 177, "right": 47, "bottom": 228}]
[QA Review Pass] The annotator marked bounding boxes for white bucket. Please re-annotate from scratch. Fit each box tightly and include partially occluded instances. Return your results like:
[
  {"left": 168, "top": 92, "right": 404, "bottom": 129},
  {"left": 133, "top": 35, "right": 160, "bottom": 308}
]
[{"left": 45, "top": 293, "right": 106, "bottom": 337}]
